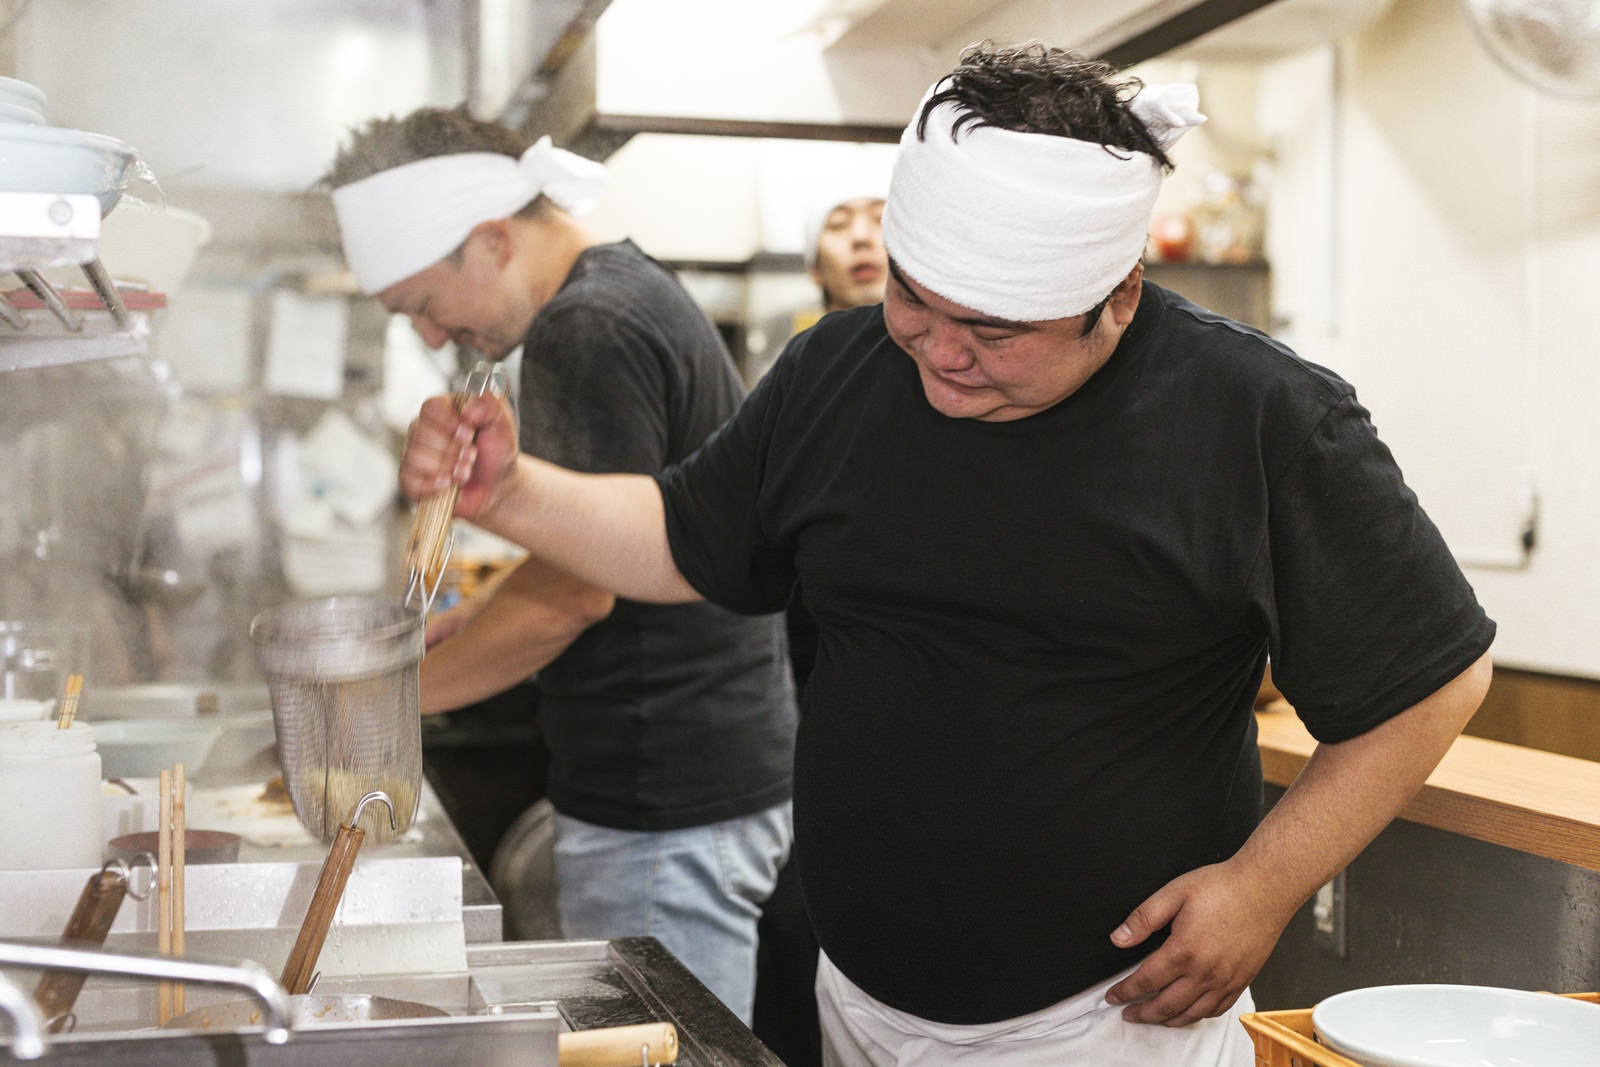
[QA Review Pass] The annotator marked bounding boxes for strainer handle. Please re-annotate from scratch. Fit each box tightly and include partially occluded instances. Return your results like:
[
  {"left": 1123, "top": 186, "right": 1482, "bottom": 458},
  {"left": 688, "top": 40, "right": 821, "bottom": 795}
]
[{"left": 401, "top": 361, "right": 509, "bottom": 613}]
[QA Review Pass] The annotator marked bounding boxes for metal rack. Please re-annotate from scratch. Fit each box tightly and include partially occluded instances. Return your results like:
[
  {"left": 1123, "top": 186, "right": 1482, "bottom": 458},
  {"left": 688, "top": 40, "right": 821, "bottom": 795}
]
[{"left": 0, "top": 191, "right": 157, "bottom": 372}]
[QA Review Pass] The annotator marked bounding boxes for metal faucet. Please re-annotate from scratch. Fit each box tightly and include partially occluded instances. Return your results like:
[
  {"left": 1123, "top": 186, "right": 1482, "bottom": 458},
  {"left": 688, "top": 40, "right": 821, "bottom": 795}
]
[
  {"left": 0, "top": 971, "right": 45, "bottom": 1060},
  {"left": 0, "top": 941, "right": 292, "bottom": 1050}
]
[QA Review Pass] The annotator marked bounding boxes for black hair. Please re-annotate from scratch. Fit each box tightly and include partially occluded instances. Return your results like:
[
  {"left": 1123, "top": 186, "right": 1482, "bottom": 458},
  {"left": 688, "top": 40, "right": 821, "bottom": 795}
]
[{"left": 917, "top": 41, "right": 1175, "bottom": 173}]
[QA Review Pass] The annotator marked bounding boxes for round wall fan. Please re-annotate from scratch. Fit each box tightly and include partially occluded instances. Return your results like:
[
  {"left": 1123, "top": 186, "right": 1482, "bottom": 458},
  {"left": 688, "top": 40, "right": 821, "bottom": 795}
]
[{"left": 1462, "top": 0, "right": 1600, "bottom": 97}]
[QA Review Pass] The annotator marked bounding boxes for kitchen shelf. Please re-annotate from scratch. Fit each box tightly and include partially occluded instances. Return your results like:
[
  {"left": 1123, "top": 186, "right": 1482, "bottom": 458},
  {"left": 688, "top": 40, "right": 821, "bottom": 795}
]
[{"left": 0, "top": 191, "right": 164, "bottom": 372}]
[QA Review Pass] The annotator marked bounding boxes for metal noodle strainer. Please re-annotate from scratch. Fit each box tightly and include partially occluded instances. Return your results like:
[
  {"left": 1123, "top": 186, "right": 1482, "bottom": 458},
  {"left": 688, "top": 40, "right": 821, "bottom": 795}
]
[{"left": 249, "top": 597, "right": 424, "bottom": 844}]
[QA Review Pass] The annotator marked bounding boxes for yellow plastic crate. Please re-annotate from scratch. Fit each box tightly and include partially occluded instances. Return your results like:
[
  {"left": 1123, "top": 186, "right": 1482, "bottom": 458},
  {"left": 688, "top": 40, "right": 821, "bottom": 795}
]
[{"left": 1240, "top": 992, "right": 1600, "bottom": 1067}]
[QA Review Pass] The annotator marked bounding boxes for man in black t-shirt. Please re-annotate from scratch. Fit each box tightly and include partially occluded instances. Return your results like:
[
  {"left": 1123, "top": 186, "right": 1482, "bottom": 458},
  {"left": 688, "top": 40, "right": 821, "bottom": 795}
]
[
  {"left": 754, "top": 188, "right": 889, "bottom": 1067},
  {"left": 324, "top": 107, "right": 796, "bottom": 1027},
  {"left": 396, "top": 47, "right": 1494, "bottom": 1065}
]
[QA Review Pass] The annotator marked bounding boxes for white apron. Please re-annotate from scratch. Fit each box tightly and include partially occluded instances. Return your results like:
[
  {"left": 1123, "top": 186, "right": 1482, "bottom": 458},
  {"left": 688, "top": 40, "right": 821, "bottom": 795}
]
[{"left": 816, "top": 949, "right": 1255, "bottom": 1066}]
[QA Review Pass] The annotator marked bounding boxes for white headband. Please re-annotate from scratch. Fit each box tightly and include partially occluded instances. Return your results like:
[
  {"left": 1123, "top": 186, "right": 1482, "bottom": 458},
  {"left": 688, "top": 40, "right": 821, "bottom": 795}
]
[
  {"left": 331, "top": 135, "right": 608, "bottom": 294},
  {"left": 881, "top": 81, "right": 1204, "bottom": 321}
]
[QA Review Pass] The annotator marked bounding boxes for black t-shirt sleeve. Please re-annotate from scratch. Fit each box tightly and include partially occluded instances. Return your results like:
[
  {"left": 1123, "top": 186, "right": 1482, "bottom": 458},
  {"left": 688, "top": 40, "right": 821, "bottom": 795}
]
[
  {"left": 1259, "top": 394, "right": 1495, "bottom": 742},
  {"left": 520, "top": 303, "right": 670, "bottom": 476},
  {"left": 654, "top": 348, "right": 798, "bottom": 615}
]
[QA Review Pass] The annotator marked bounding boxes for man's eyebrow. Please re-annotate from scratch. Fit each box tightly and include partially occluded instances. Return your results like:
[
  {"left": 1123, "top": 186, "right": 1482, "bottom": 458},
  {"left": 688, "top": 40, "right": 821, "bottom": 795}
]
[{"left": 887, "top": 259, "right": 1031, "bottom": 332}]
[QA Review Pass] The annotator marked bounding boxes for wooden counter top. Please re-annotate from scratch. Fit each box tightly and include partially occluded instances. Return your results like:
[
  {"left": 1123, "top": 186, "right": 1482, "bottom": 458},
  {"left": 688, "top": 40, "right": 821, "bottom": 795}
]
[{"left": 1257, "top": 705, "right": 1600, "bottom": 873}]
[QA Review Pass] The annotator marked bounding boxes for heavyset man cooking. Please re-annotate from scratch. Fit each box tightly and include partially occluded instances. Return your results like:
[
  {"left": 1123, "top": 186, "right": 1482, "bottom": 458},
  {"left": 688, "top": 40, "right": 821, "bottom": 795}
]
[{"left": 391, "top": 41, "right": 1494, "bottom": 1066}]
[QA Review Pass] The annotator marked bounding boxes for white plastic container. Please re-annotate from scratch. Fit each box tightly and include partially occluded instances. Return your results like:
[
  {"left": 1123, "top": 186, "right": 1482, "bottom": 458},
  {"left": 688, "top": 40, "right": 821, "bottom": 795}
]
[{"left": 0, "top": 720, "right": 102, "bottom": 870}]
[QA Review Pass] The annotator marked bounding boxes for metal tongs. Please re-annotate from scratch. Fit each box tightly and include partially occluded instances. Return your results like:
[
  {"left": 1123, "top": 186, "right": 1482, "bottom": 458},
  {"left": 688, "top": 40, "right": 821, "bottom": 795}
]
[{"left": 402, "top": 360, "right": 509, "bottom": 613}]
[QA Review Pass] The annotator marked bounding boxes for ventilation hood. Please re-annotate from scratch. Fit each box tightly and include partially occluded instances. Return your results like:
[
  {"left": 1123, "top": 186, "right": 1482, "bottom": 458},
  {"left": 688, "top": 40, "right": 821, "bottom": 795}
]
[{"left": 513, "top": 0, "right": 1398, "bottom": 158}]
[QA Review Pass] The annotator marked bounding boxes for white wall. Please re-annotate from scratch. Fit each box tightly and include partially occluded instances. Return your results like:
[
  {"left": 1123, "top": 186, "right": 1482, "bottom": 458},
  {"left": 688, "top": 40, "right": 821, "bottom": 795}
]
[
  {"left": 14, "top": 0, "right": 466, "bottom": 194},
  {"left": 1321, "top": 0, "right": 1600, "bottom": 678}
]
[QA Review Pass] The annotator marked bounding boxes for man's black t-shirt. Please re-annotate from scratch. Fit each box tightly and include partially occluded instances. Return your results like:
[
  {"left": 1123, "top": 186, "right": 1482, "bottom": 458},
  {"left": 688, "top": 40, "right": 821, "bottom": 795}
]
[
  {"left": 518, "top": 239, "right": 796, "bottom": 832},
  {"left": 654, "top": 283, "right": 1494, "bottom": 1023}
]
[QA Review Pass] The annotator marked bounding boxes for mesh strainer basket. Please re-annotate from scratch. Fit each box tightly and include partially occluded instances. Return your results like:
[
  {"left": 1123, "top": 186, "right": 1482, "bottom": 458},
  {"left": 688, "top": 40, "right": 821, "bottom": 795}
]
[{"left": 249, "top": 596, "right": 424, "bottom": 844}]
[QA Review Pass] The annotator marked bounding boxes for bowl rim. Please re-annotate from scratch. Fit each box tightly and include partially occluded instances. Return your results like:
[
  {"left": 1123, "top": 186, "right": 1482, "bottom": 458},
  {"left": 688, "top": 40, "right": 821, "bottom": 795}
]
[
  {"left": 88, "top": 717, "right": 226, "bottom": 739},
  {"left": 108, "top": 827, "right": 241, "bottom": 847},
  {"left": 0, "top": 75, "right": 46, "bottom": 106},
  {"left": 0, "top": 123, "right": 135, "bottom": 157},
  {"left": 0, "top": 100, "right": 44, "bottom": 124}
]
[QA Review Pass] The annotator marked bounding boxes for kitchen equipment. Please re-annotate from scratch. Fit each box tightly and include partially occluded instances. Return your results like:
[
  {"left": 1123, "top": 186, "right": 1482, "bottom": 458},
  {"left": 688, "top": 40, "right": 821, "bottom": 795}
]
[
  {"left": 0, "top": 940, "right": 291, "bottom": 1045},
  {"left": 0, "top": 720, "right": 101, "bottom": 870},
  {"left": 89, "top": 718, "right": 223, "bottom": 779},
  {"left": 107, "top": 829, "right": 240, "bottom": 866},
  {"left": 0, "top": 124, "right": 137, "bottom": 217},
  {"left": 168, "top": 992, "right": 447, "bottom": 1030},
  {"left": 559, "top": 1023, "right": 678, "bottom": 1067},
  {"left": 402, "top": 361, "right": 508, "bottom": 614},
  {"left": 1311, "top": 983, "right": 1600, "bottom": 1067},
  {"left": 1463, "top": 0, "right": 1600, "bottom": 98},
  {"left": 278, "top": 791, "right": 394, "bottom": 996},
  {"left": 170, "top": 998, "right": 674, "bottom": 1067},
  {"left": 250, "top": 597, "right": 424, "bottom": 844},
  {"left": 31, "top": 861, "right": 137, "bottom": 1034},
  {"left": 0, "top": 622, "right": 82, "bottom": 706}
]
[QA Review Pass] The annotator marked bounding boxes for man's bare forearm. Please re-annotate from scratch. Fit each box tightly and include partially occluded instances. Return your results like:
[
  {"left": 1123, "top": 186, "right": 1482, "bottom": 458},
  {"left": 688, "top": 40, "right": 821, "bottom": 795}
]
[
  {"left": 420, "top": 555, "right": 616, "bottom": 714},
  {"left": 473, "top": 454, "right": 700, "bottom": 605},
  {"left": 1236, "top": 650, "right": 1494, "bottom": 915}
]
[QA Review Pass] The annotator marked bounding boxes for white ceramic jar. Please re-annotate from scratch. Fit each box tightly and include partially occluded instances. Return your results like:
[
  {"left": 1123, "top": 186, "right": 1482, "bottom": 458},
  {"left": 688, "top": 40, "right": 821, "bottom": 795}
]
[{"left": 0, "top": 720, "right": 102, "bottom": 870}]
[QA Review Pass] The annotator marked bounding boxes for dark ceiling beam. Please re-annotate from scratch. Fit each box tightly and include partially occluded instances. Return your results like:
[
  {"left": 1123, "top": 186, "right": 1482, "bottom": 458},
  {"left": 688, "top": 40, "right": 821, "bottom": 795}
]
[
  {"left": 1088, "top": 0, "right": 1287, "bottom": 67},
  {"left": 593, "top": 113, "right": 903, "bottom": 144}
]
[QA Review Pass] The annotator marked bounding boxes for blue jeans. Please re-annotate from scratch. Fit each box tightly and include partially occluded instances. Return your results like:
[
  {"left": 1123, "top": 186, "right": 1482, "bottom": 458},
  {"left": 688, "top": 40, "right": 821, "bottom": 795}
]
[{"left": 552, "top": 801, "right": 793, "bottom": 1025}]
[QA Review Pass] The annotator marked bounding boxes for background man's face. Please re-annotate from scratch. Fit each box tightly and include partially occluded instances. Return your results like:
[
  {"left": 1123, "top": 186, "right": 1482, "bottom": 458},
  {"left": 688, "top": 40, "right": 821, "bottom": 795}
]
[{"left": 810, "top": 197, "right": 887, "bottom": 312}]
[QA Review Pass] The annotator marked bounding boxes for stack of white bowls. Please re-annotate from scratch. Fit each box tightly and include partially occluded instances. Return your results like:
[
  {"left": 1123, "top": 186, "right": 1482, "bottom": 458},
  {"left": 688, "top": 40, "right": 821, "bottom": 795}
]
[
  {"left": 0, "top": 75, "right": 138, "bottom": 217},
  {"left": 0, "top": 75, "right": 46, "bottom": 125}
]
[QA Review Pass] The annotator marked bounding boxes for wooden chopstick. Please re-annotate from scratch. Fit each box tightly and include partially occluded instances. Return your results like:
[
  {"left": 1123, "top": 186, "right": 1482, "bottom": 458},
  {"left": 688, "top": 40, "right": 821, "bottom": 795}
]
[
  {"left": 172, "top": 762, "right": 186, "bottom": 1016},
  {"left": 156, "top": 769, "right": 172, "bottom": 1025},
  {"left": 56, "top": 673, "right": 83, "bottom": 730}
]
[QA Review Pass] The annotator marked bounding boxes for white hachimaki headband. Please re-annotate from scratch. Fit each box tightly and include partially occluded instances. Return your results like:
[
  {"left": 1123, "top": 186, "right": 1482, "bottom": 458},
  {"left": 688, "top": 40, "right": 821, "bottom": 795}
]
[
  {"left": 331, "top": 135, "right": 608, "bottom": 294},
  {"left": 881, "top": 79, "right": 1205, "bottom": 321}
]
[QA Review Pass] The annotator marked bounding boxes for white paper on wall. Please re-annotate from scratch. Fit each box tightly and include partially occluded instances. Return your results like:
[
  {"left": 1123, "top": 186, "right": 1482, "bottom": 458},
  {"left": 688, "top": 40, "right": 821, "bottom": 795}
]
[{"left": 264, "top": 290, "right": 346, "bottom": 399}]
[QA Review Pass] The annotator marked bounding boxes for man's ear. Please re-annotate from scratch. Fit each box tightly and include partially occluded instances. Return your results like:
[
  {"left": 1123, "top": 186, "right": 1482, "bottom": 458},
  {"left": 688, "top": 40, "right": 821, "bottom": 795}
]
[
  {"left": 466, "top": 220, "right": 514, "bottom": 267},
  {"left": 1108, "top": 262, "right": 1143, "bottom": 325}
]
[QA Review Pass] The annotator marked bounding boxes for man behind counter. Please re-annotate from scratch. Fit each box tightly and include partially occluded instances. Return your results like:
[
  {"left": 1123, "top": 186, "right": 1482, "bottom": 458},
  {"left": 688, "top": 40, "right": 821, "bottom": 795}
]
[
  {"left": 754, "top": 186, "right": 889, "bottom": 1067},
  {"left": 397, "top": 44, "right": 1494, "bottom": 1065},
  {"left": 322, "top": 107, "right": 797, "bottom": 1027}
]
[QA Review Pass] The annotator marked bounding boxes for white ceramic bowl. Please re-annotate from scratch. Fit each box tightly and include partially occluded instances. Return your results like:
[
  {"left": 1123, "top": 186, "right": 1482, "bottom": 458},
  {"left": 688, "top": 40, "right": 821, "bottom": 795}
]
[
  {"left": 0, "top": 75, "right": 45, "bottom": 111},
  {"left": 90, "top": 717, "right": 225, "bottom": 779},
  {"left": 0, "top": 124, "right": 137, "bottom": 216},
  {"left": 1313, "top": 984, "right": 1600, "bottom": 1067},
  {"left": 90, "top": 205, "right": 213, "bottom": 293}
]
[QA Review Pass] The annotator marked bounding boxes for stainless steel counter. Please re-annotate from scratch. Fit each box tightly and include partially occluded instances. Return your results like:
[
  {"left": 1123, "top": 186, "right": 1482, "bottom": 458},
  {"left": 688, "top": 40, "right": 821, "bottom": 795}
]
[{"left": 2, "top": 687, "right": 787, "bottom": 1064}]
